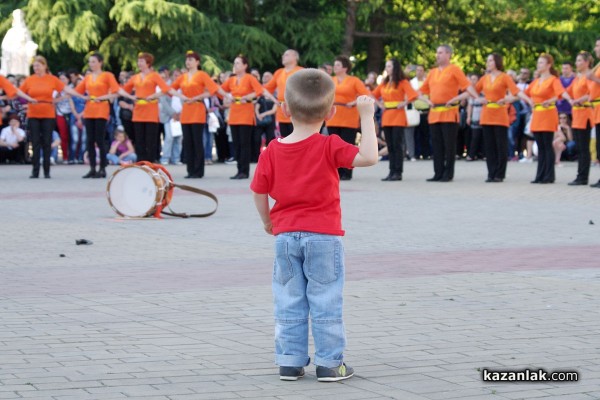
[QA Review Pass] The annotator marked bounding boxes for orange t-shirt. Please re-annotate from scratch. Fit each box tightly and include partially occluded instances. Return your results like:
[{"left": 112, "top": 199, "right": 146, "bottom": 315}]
[
  {"left": 475, "top": 73, "right": 520, "bottom": 127},
  {"left": 19, "top": 74, "right": 65, "bottom": 119},
  {"left": 263, "top": 66, "right": 303, "bottom": 124},
  {"left": 588, "top": 68, "right": 600, "bottom": 125},
  {"left": 524, "top": 76, "right": 565, "bottom": 133},
  {"left": 372, "top": 80, "right": 418, "bottom": 127},
  {"left": 221, "top": 74, "right": 264, "bottom": 126},
  {"left": 75, "top": 72, "right": 120, "bottom": 120},
  {"left": 567, "top": 75, "right": 592, "bottom": 130},
  {"left": 420, "top": 64, "right": 471, "bottom": 124},
  {"left": 171, "top": 71, "right": 219, "bottom": 124},
  {"left": 327, "top": 75, "right": 371, "bottom": 129},
  {"left": 0, "top": 75, "right": 17, "bottom": 98},
  {"left": 123, "top": 71, "right": 171, "bottom": 123}
]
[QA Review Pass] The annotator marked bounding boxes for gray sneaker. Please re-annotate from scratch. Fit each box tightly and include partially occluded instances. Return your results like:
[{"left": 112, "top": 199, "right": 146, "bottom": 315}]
[
  {"left": 316, "top": 363, "right": 354, "bottom": 382},
  {"left": 279, "top": 366, "right": 305, "bottom": 381}
]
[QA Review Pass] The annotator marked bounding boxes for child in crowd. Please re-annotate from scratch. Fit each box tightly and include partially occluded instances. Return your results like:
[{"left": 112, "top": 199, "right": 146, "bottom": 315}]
[
  {"left": 107, "top": 126, "right": 137, "bottom": 165},
  {"left": 553, "top": 113, "right": 575, "bottom": 166},
  {"left": 0, "top": 115, "right": 26, "bottom": 163},
  {"left": 250, "top": 69, "right": 378, "bottom": 382}
]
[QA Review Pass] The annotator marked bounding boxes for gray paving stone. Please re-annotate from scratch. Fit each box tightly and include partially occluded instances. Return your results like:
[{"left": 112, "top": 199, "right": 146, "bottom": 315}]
[{"left": 1, "top": 160, "right": 599, "bottom": 399}]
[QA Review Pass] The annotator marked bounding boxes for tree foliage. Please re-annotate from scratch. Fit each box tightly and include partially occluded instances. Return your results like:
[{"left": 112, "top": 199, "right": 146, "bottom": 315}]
[{"left": 0, "top": 0, "right": 598, "bottom": 77}]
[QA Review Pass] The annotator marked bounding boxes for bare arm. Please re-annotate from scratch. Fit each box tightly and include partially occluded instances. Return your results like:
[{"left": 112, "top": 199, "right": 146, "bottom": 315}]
[
  {"left": 252, "top": 192, "right": 273, "bottom": 235},
  {"left": 352, "top": 95, "right": 378, "bottom": 167}
]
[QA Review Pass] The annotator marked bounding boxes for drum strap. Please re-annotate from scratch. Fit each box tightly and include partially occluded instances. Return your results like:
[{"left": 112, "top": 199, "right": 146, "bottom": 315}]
[{"left": 160, "top": 183, "right": 218, "bottom": 218}]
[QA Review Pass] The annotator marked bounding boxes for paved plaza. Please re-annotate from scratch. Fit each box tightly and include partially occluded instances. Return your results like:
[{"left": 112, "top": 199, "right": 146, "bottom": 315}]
[{"left": 1, "top": 158, "right": 600, "bottom": 400}]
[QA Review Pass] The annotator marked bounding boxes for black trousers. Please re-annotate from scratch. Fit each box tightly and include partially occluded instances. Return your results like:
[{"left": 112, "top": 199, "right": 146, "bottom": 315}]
[
  {"left": 383, "top": 126, "right": 405, "bottom": 175},
  {"left": 430, "top": 123, "right": 458, "bottom": 180},
  {"left": 573, "top": 125, "right": 591, "bottom": 182},
  {"left": 29, "top": 118, "right": 55, "bottom": 176},
  {"left": 533, "top": 132, "right": 555, "bottom": 183},
  {"left": 122, "top": 119, "right": 134, "bottom": 144},
  {"left": 85, "top": 118, "right": 108, "bottom": 169},
  {"left": 328, "top": 126, "right": 357, "bottom": 179},
  {"left": 279, "top": 122, "right": 293, "bottom": 138},
  {"left": 467, "top": 126, "right": 484, "bottom": 159},
  {"left": 415, "top": 112, "right": 431, "bottom": 158},
  {"left": 253, "top": 122, "right": 275, "bottom": 162},
  {"left": 231, "top": 125, "right": 253, "bottom": 175},
  {"left": 182, "top": 123, "right": 205, "bottom": 177},
  {"left": 482, "top": 125, "right": 508, "bottom": 180},
  {"left": 133, "top": 122, "right": 159, "bottom": 162},
  {"left": 597, "top": 124, "right": 600, "bottom": 164}
]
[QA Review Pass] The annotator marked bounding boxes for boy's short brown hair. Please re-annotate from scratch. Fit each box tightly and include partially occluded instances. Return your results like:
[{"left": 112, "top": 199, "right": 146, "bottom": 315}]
[{"left": 284, "top": 69, "right": 334, "bottom": 124}]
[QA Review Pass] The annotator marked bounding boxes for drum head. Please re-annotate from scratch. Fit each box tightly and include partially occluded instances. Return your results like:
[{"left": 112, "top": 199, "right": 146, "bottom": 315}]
[{"left": 107, "top": 167, "right": 159, "bottom": 217}]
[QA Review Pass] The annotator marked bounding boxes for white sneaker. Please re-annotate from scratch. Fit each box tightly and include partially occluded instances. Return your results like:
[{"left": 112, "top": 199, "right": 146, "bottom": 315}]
[
  {"left": 519, "top": 157, "right": 533, "bottom": 163},
  {"left": 50, "top": 157, "right": 56, "bottom": 165},
  {"left": 410, "top": 157, "right": 417, "bottom": 162},
  {"left": 160, "top": 161, "right": 169, "bottom": 165}
]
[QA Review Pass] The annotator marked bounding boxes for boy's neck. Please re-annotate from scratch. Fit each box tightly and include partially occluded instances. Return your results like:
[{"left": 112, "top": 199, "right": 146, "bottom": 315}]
[{"left": 280, "top": 121, "right": 323, "bottom": 143}]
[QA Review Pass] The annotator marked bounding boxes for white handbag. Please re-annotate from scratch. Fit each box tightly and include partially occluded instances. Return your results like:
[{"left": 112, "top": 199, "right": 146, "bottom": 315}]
[{"left": 406, "top": 108, "right": 420, "bottom": 127}]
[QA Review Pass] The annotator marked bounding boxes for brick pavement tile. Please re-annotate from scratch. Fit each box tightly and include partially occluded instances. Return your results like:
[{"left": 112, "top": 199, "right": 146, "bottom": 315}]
[{"left": 2, "top": 163, "right": 600, "bottom": 400}]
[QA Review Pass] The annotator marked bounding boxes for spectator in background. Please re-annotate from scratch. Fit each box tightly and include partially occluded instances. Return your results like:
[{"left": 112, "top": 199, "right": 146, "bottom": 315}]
[
  {"left": 557, "top": 61, "right": 575, "bottom": 116},
  {"left": 0, "top": 115, "right": 26, "bottom": 163},
  {"left": 410, "top": 65, "right": 431, "bottom": 160},
  {"left": 466, "top": 73, "right": 484, "bottom": 161},
  {"left": 69, "top": 76, "right": 87, "bottom": 165},
  {"left": 514, "top": 67, "right": 532, "bottom": 160},
  {"left": 107, "top": 126, "right": 137, "bottom": 165},
  {"left": 553, "top": 113, "right": 575, "bottom": 166},
  {"left": 250, "top": 68, "right": 261, "bottom": 82},
  {"left": 54, "top": 72, "right": 72, "bottom": 163},
  {"left": 254, "top": 71, "right": 278, "bottom": 153},
  {"left": 117, "top": 71, "right": 135, "bottom": 145}
]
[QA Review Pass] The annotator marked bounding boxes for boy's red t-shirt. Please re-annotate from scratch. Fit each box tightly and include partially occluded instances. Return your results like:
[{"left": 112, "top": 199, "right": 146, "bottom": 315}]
[{"left": 250, "top": 133, "right": 359, "bottom": 236}]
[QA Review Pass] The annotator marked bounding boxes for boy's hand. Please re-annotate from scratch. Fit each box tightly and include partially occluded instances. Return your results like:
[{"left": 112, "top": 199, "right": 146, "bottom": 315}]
[
  {"left": 356, "top": 95, "right": 374, "bottom": 118},
  {"left": 263, "top": 222, "right": 273, "bottom": 235}
]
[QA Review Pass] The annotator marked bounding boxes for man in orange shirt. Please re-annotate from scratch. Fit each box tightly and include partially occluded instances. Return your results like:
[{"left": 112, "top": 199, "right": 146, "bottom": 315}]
[
  {"left": 587, "top": 37, "right": 600, "bottom": 188},
  {"left": 419, "top": 45, "right": 478, "bottom": 182},
  {"left": 262, "top": 49, "right": 303, "bottom": 137}
]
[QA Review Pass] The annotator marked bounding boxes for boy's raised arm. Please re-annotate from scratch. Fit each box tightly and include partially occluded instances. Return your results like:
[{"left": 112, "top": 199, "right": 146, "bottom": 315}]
[{"left": 352, "top": 95, "right": 378, "bottom": 167}]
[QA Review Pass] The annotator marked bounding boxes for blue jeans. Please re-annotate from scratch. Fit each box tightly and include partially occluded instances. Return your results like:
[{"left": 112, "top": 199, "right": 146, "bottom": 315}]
[
  {"left": 160, "top": 122, "right": 182, "bottom": 164},
  {"left": 203, "top": 124, "right": 213, "bottom": 160},
  {"left": 273, "top": 232, "right": 346, "bottom": 368},
  {"left": 69, "top": 115, "right": 86, "bottom": 162},
  {"left": 107, "top": 153, "right": 137, "bottom": 165}
]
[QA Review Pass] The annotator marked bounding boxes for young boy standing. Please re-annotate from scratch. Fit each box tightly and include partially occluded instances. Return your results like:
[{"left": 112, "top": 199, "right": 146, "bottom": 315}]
[{"left": 250, "top": 69, "right": 378, "bottom": 382}]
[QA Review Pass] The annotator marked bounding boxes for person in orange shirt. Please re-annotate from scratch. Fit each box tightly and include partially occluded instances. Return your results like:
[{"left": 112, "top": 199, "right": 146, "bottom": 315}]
[
  {"left": 1, "top": 74, "right": 34, "bottom": 104},
  {"left": 418, "top": 45, "right": 478, "bottom": 182},
  {"left": 475, "top": 53, "right": 530, "bottom": 183},
  {"left": 566, "top": 51, "right": 593, "bottom": 185},
  {"left": 327, "top": 55, "right": 371, "bottom": 180},
  {"left": 19, "top": 56, "right": 85, "bottom": 178},
  {"left": 122, "top": 52, "right": 172, "bottom": 163},
  {"left": 586, "top": 37, "right": 600, "bottom": 188},
  {"left": 75, "top": 52, "right": 132, "bottom": 179},
  {"left": 524, "top": 53, "right": 572, "bottom": 184},
  {"left": 171, "top": 50, "right": 229, "bottom": 179},
  {"left": 221, "top": 55, "right": 264, "bottom": 179},
  {"left": 262, "top": 49, "right": 303, "bottom": 138},
  {"left": 372, "top": 58, "right": 418, "bottom": 181}
]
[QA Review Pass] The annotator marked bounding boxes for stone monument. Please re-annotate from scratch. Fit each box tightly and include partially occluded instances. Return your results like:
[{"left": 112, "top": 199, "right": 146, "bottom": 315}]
[{"left": 1, "top": 9, "right": 38, "bottom": 76}]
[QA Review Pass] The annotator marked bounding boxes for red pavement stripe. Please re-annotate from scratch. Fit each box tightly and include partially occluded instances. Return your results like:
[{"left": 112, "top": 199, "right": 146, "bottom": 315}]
[{"left": 1, "top": 245, "right": 597, "bottom": 296}]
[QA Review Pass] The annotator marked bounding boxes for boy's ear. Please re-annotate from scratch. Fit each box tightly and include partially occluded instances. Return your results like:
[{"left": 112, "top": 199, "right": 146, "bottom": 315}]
[
  {"left": 324, "top": 105, "right": 336, "bottom": 122},
  {"left": 281, "top": 102, "right": 291, "bottom": 118}
]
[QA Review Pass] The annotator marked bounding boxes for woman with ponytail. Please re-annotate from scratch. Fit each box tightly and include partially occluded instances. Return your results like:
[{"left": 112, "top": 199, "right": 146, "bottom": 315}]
[
  {"left": 371, "top": 58, "right": 418, "bottom": 181},
  {"left": 524, "top": 53, "right": 572, "bottom": 184}
]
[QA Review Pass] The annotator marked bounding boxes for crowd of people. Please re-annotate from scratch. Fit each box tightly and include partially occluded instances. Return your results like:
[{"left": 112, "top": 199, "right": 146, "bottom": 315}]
[{"left": 1, "top": 38, "right": 600, "bottom": 187}]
